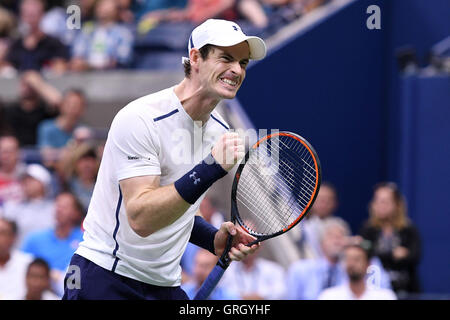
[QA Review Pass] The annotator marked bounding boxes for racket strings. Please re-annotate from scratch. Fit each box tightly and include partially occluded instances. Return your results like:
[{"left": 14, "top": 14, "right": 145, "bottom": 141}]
[{"left": 236, "top": 135, "right": 318, "bottom": 236}]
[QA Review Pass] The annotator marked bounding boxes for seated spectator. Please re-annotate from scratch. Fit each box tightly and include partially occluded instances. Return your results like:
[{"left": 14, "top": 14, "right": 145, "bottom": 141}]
[
  {"left": 318, "top": 243, "right": 397, "bottom": 300},
  {"left": 57, "top": 143, "right": 99, "bottom": 212},
  {"left": 37, "top": 89, "right": 87, "bottom": 163},
  {"left": 21, "top": 192, "right": 84, "bottom": 276},
  {"left": 0, "top": 7, "right": 17, "bottom": 77},
  {"left": 4, "top": 71, "right": 61, "bottom": 147},
  {"left": 0, "top": 218, "right": 33, "bottom": 300},
  {"left": 5, "top": 0, "right": 69, "bottom": 74},
  {"left": 297, "top": 182, "right": 348, "bottom": 258},
  {"left": 359, "top": 182, "right": 421, "bottom": 296},
  {"left": 181, "top": 249, "right": 239, "bottom": 300},
  {"left": 221, "top": 248, "right": 286, "bottom": 299},
  {"left": 136, "top": 0, "right": 239, "bottom": 34},
  {"left": 21, "top": 258, "right": 60, "bottom": 300},
  {"left": 132, "top": 0, "right": 188, "bottom": 22},
  {"left": 0, "top": 135, "right": 26, "bottom": 204},
  {"left": 286, "top": 218, "right": 349, "bottom": 300},
  {"left": 70, "top": 0, "right": 134, "bottom": 71},
  {"left": 2, "top": 164, "right": 55, "bottom": 248}
]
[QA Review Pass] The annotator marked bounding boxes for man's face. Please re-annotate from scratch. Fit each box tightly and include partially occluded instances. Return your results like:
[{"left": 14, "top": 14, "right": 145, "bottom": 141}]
[
  {"left": 0, "top": 137, "right": 19, "bottom": 170},
  {"left": 195, "top": 43, "right": 250, "bottom": 100},
  {"left": 21, "top": 176, "right": 45, "bottom": 199},
  {"left": 0, "top": 220, "right": 15, "bottom": 256},
  {"left": 321, "top": 225, "right": 347, "bottom": 260},
  {"left": 26, "top": 264, "right": 50, "bottom": 296},
  {"left": 20, "top": 0, "right": 44, "bottom": 30},
  {"left": 61, "top": 92, "right": 85, "bottom": 121},
  {"left": 55, "top": 194, "right": 81, "bottom": 227},
  {"left": 311, "top": 186, "right": 337, "bottom": 219},
  {"left": 344, "top": 247, "right": 369, "bottom": 282},
  {"left": 95, "top": 0, "right": 118, "bottom": 22}
]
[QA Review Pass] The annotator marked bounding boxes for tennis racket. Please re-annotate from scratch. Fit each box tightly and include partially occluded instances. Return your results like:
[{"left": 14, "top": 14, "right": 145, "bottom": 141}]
[{"left": 194, "top": 131, "right": 322, "bottom": 300}]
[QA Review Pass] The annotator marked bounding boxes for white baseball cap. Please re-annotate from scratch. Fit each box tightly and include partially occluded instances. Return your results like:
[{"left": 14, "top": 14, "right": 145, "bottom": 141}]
[
  {"left": 182, "top": 19, "right": 267, "bottom": 63},
  {"left": 22, "top": 164, "right": 52, "bottom": 188}
]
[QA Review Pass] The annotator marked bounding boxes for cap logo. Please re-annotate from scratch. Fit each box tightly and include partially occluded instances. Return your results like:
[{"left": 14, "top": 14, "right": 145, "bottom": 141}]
[{"left": 232, "top": 25, "right": 239, "bottom": 31}]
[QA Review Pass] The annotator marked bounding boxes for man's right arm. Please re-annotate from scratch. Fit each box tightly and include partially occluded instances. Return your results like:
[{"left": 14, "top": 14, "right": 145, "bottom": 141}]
[
  {"left": 120, "top": 132, "right": 245, "bottom": 238},
  {"left": 120, "top": 175, "right": 190, "bottom": 237}
]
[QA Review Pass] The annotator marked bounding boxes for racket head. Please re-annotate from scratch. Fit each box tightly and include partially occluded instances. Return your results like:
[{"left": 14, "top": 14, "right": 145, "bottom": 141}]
[{"left": 231, "top": 131, "right": 322, "bottom": 242}]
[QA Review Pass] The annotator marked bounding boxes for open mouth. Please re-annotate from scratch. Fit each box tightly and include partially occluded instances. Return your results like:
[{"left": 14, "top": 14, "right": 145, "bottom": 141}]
[{"left": 219, "top": 76, "right": 239, "bottom": 88}]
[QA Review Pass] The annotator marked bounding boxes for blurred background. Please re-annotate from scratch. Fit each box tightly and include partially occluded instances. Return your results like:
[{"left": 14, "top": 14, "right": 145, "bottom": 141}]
[{"left": 0, "top": 0, "right": 449, "bottom": 300}]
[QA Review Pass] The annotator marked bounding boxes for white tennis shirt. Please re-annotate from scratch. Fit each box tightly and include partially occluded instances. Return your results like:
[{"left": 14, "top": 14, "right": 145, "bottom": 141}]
[{"left": 76, "top": 86, "right": 229, "bottom": 287}]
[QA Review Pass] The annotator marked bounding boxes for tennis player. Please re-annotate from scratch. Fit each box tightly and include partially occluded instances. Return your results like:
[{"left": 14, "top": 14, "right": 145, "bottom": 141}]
[{"left": 63, "top": 19, "right": 267, "bottom": 300}]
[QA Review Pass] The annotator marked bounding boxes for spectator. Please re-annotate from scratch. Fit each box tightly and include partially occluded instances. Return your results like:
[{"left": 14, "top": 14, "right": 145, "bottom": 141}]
[
  {"left": 5, "top": 0, "right": 69, "bottom": 73},
  {"left": 4, "top": 71, "right": 61, "bottom": 147},
  {"left": 37, "top": 88, "right": 87, "bottom": 163},
  {"left": 132, "top": 0, "right": 188, "bottom": 22},
  {"left": 21, "top": 192, "right": 84, "bottom": 273},
  {"left": 136, "top": 0, "right": 240, "bottom": 32},
  {"left": 0, "top": 135, "right": 26, "bottom": 204},
  {"left": 286, "top": 218, "right": 349, "bottom": 300},
  {"left": 221, "top": 248, "right": 286, "bottom": 299},
  {"left": 70, "top": 0, "right": 134, "bottom": 71},
  {"left": 0, "top": 7, "right": 17, "bottom": 77},
  {"left": 298, "top": 182, "right": 347, "bottom": 258},
  {"left": 318, "top": 243, "right": 397, "bottom": 300},
  {"left": 0, "top": 218, "right": 33, "bottom": 300},
  {"left": 2, "top": 164, "right": 55, "bottom": 248},
  {"left": 21, "top": 258, "right": 60, "bottom": 300},
  {"left": 359, "top": 182, "right": 421, "bottom": 296},
  {"left": 57, "top": 144, "right": 99, "bottom": 212},
  {"left": 181, "top": 249, "right": 239, "bottom": 300}
]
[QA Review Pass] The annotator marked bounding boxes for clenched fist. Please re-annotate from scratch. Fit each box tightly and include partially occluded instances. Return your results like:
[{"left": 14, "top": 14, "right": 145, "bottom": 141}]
[{"left": 211, "top": 132, "right": 245, "bottom": 171}]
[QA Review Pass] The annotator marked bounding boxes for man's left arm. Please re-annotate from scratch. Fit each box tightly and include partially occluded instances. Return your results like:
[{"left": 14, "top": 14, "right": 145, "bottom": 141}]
[{"left": 190, "top": 210, "right": 259, "bottom": 261}]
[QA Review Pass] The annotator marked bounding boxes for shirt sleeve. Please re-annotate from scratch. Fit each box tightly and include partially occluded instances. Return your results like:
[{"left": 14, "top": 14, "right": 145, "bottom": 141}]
[{"left": 108, "top": 108, "right": 161, "bottom": 181}]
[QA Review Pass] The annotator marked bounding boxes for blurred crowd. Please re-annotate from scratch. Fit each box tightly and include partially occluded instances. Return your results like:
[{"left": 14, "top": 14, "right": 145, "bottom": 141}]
[
  {"left": 0, "top": 0, "right": 332, "bottom": 75},
  {"left": 0, "top": 132, "right": 422, "bottom": 299},
  {"left": 0, "top": 0, "right": 423, "bottom": 301}
]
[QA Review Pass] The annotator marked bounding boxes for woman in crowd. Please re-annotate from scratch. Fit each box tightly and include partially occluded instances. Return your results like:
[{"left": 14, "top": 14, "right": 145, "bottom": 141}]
[{"left": 359, "top": 182, "right": 421, "bottom": 296}]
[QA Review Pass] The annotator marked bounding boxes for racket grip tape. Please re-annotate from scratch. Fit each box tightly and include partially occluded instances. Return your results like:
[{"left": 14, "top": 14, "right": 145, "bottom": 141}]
[{"left": 193, "top": 264, "right": 226, "bottom": 300}]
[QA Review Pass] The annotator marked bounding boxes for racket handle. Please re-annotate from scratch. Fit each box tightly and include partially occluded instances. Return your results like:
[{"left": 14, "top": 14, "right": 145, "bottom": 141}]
[{"left": 193, "top": 264, "right": 226, "bottom": 300}]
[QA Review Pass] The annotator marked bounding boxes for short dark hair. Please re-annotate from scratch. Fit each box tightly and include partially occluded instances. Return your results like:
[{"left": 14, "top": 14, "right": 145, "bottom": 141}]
[
  {"left": 27, "top": 258, "right": 51, "bottom": 276},
  {"left": 183, "top": 45, "right": 215, "bottom": 78},
  {"left": 345, "top": 242, "right": 372, "bottom": 261},
  {"left": 64, "top": 88, "right": 85, "bottom": 100},
  {"left": 0, "top": 217, "right": 18, "bottom": 235}
]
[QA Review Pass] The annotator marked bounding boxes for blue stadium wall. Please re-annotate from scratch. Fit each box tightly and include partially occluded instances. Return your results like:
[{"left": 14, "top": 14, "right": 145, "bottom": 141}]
[{"left": 237, "top": 0, "right": 450, "bottom": 294}]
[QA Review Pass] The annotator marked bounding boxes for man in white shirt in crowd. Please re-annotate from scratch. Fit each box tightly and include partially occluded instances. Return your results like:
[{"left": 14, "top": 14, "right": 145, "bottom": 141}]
[
  {"left": 221, "top": 248, "right": 286, "bottom": 300},
  {"left": 0, "top": 218, "right": 33, "bottom": 299},
  {"left": 2, "top": 164, "right": 55, "bottom": 247},
  {"left": 319, "top": 243, "right": 397, "bottom": 300}
]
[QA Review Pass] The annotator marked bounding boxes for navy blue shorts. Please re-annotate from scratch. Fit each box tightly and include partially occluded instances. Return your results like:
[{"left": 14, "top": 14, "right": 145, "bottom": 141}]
[{"left": 62, "top": 254, "right": 189, "bottom": 300}]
